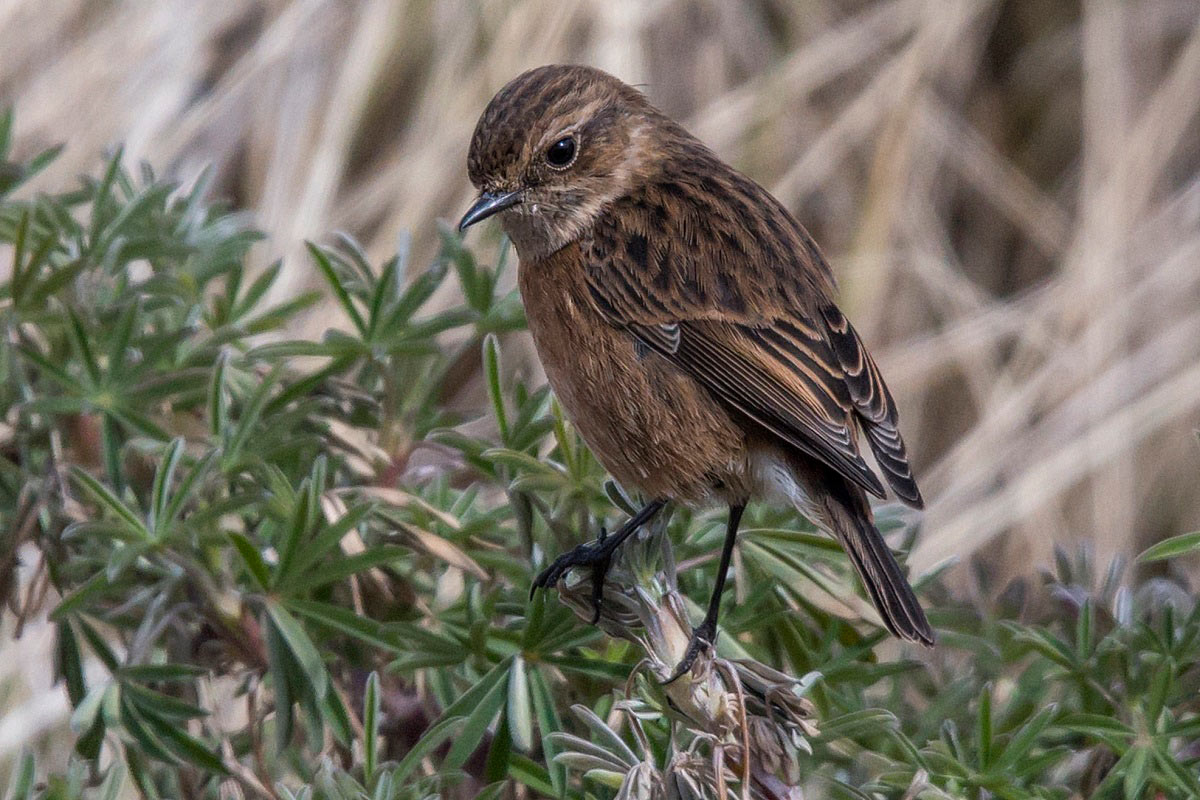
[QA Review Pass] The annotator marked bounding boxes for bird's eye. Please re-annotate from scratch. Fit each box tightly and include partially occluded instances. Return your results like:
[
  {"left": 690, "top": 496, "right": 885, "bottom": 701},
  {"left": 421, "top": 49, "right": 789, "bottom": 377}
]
[{"left": 545, "top": 136, "right": 577, "bottom": 168}]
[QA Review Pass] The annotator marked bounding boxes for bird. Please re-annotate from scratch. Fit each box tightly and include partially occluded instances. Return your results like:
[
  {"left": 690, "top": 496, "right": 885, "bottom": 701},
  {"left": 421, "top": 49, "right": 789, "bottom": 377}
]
[{"left": 458, "top": 64, "right": 934, "bottom": 680}]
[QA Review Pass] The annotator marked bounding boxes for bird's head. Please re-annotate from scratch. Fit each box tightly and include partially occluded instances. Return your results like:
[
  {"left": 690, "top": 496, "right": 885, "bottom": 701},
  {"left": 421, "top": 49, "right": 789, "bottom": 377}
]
[{"left": 459, "top": 64, "right": 655, "bottom": 259}]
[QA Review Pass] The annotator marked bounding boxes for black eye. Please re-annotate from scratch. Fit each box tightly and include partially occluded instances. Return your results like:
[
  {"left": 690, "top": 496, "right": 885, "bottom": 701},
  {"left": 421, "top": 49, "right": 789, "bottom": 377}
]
[{"left": 545, "top": 136, "right": 576, "bottom": 168}]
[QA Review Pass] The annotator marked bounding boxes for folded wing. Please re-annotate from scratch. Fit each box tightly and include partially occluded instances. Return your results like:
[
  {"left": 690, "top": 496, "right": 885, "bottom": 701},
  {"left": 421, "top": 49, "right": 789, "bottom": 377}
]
[{"left": 582, "top": 191, "right": 922, "bottom": 508}]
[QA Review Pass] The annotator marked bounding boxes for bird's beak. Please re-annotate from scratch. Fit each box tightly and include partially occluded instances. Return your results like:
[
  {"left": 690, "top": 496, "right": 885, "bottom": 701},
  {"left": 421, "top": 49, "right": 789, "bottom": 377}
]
[{"left": 458, "top": 190, "right": 522, "bottom": 232}]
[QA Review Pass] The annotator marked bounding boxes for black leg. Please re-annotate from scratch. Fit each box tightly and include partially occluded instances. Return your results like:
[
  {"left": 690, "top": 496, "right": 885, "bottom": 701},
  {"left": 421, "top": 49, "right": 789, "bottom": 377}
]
[
  {"left": 531, "top": 499, "right": 667, "bottom": 623},
  {"left": 665, "top": 503, "right": 745, "bottom": 683}
]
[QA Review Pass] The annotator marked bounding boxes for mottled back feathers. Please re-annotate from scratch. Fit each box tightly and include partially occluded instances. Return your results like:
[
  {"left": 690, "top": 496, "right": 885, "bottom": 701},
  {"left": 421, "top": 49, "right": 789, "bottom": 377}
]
[{"left": 580, "top": 170, "right": 924, "bottom": 508}]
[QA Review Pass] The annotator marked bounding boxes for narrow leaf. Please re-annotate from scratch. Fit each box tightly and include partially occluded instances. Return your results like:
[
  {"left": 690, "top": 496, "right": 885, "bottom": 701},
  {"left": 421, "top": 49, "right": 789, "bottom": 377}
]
[
  {"left": 266, "top": 601, "right": 328, "bottom": 701},
  {"left": 69, "top": 466, "right": 148, "bottom": 539},
  {"left": 363, "top": 671, "right": 380, "bottom": 781},
  {"left": 307, "top": 241, "right": 366, "bottom": 334},
  {"left": 1138, "top": 531, "right": 1200, "bottom": 563},
  {"left": 507, "top": 655, "right": 534, "bottom": 753},
  {"left": 445, "top": 669, "right": 510, "bottom": 770}
]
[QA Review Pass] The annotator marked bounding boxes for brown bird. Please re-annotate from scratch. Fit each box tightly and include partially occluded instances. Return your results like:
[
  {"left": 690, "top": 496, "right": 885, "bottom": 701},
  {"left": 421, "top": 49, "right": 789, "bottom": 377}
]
[{"left": 459, "top": 64, "right": 933, "bottom": 679}]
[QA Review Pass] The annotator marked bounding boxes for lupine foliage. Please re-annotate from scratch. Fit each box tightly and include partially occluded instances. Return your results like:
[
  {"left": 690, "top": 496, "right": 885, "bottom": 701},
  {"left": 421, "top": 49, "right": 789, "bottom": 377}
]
[{"left": 2, "top": 116, "right": 1199, "bottom": 799}]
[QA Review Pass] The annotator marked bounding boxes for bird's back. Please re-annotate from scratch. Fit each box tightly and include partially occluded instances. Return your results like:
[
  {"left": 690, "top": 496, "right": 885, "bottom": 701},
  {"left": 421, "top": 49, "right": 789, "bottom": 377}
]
[{"left": 578, "top": 139, "right": 924, "bottom": 508}]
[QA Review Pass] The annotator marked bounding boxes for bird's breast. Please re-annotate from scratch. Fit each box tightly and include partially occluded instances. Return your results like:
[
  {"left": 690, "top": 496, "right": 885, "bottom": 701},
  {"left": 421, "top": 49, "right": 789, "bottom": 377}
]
[{"left": 517, "top": 246, "right": 748, "bottom": 504}]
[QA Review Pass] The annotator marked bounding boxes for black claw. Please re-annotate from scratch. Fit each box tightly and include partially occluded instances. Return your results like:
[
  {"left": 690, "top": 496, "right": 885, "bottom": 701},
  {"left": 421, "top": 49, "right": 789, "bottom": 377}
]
[
  {"left": 530, "top": 500, "right": 668, "bottom": 624},
  {"left": 530, "top": 534, "right": 616, "bottom": 625},
  {"left": 663, "top": 621, "right": 717, "bottom": 685}
]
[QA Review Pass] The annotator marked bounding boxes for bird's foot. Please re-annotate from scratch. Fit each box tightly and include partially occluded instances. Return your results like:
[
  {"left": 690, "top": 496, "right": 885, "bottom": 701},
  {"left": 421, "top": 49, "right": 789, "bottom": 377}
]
[
  {"left": 663, "top": 618, "right": 717, "bottom": 685},
  {"left": 530, "top": 526, "right": 614, "bottom": 624}
]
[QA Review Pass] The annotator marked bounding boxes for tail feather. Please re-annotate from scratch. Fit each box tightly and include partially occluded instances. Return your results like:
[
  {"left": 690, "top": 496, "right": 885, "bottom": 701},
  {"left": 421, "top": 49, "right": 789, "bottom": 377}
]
[{"left": 824, "top": 491, "right": 934, "bottom": 645}]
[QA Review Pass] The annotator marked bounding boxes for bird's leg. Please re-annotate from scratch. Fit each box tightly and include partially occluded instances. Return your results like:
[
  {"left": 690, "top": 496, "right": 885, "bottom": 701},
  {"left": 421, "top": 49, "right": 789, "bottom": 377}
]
[
  {"left": 665, "top": 503, "right": 746, "bottom": 684},
  {"left": 531, "top": 498, "right": 667, "bottom": 623}
]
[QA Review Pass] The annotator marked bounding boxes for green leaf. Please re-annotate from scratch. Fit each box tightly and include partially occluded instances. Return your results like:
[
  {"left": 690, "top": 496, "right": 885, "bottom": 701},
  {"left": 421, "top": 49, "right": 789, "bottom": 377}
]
[
  {"left": 76, "top": 711, "right": 106, "bottom": 760},
  {"left": 232, "top": 260, "right": 283, "bottom": 320},
  {"left": 569, "top": 704, "right": 639, "bottom": 767},
  {"left": 541, "top": 654, "right": 631, "bottom": 681},
  {"left": 364, "top": 256, "right": 397, "bottom": 339},
  {"left": 8, "top": 208, "right": 30, "bottom": 302},
  {"left": 208, "top": 349, "right": 228, "bottom": 438},
  {"left": 100, "top": 414, "right": 125, "bottom": 494},
  {"left": 444, "top": 661, "right": 511, "bottom": 770},
  {"left": 228, "top": 532, "right": 271, "bottom": 591},
  {"left": 6, "top": 752, "right": 36, "bottom": 800},
  {"left": 508, "top": 754, "right": 562, "bottom": 798},
  {"left": 52, "top": 571, "right": 113, "bottom": 621},
  {"left": 1058, "top": 712, "right": 1133, "bottom": 748},
  {"left": 225, "top": 363, "right": 282, "bottom": 463},
  {"left": 484, "top": 708, "right": 513, "bottom": 783},
  {"left": 284, "top": 502, "right": 373, "bottom": 581},
  {"left": 15, "top": 342, "right": 79, "bottom": 393},
  {"left": 76, "top": 618, "right": 120, "bottom": 671},
  {"left": 123, "top": 684, "right": 208, "bottom": 721},
  {"left": 285, "top": 598, "right": 405, "bottom": 653},
  {"left": 483, "top": 334, "right": 509, "bottom": 444},
  {"left": 1145, "top": 658, "right": 1174, "bottom": 723},
  {"left": 1138, "top": 530, "right": 1200, "bottom": 562},
  {"left": 107, "top": 298, "right": 140, "bottom": 378},
  {"left": 70, "top": 466, "right": 149, "bottom": 539},
  {"left": 120, "top": 664, "right": 207, "bottom": 682},
  {"left": 151, "top": 713, "right": 228, "bottom": 774},
  {"left": 1002, "top": 623, "right": 1076, "bottom": 669},
  {"left": 70, "top": 684, "right": 110, "bottom": 734},
  {"left": 363, "top": 671, "right": 380, "bottom": 782},
  {"left": 529, "top": 666, "right": 567, "bottom": 795},
  {"left": 148, "top": 437, "right": 185, "bottom": 536},
  {"left": 992, "top": 703, "right": 1058, "bottom": 773},
  {"left": 507, "top": 655, "right": 534, "bottom": 753},
  {"left": 55, "top": 621, "right": 87, "bottom": 705},
  {"left": 282, "top": 546, "right": 409, "bottom": 594},
  {"left": 0, "top": 107, "right": 11, "bottom": 157},
  {"left": 97, "top": 763, "right": 125, "bottom": 800},
  {"left": 307, "top": 241, "right": 366, "bottom": 335},
  {"left": 1123, "top": 746, "right": 1150, "bottom": 799},
  {"left": 817, "top": 709, "right": 900, "bottom": 741},
  {"left": 977, "top": 683, "right": 993, "bottom": 770},
  {"left": 1165, "top": 714, "right": 1200, "bottom": 738},
  {"left": 481, "top": 447, "right": 565, "bottom": 478},
  {"left": 275, "top": 473, "right": 315, "bottom": 586},
  {"left": 320, "top": 677, "right": 353, "bottom": 748},
  {"left": 1153, "top": 743, "right": 1200, "bottom": 795},
  {"left": 27, "top": 256, "right": 88, "bottom": 307},
  {"left": 161, "top": 447, "right": 217, "bottom": 531},
  {"left": 265, "top": 617, "right": 295, "bottom": 750},
  {"left": 379, "top": 259, "right": 447, "bottom": 330},
  {"left": 63, "top": 304, "right": 102, "bottom": 388},
  {"left": 390, "top": 715, "right": 466, "bottom": 785},
  {"left": 266, "top": 600, "right": 329, "bottom": 701},
  {"left": 124, "top": 749, "right": 162, "bottom": 800}
]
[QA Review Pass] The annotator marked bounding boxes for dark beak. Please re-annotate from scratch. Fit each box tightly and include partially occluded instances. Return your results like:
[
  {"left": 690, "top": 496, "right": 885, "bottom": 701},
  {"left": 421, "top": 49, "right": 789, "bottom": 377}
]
[{"left": 458, "top": 190, "right": 522, "bottom": 232}]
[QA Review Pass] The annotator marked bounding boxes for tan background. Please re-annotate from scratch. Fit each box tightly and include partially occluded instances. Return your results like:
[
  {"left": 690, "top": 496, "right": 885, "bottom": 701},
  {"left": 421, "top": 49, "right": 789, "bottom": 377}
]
[{"left": 4, "top": 0, "right": 1200, "bottom": 764}]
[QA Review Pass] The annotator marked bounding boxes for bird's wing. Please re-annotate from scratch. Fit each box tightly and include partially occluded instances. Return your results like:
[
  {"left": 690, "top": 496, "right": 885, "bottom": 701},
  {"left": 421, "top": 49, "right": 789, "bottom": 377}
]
[
  {"left": 581, "top": 219, "right": 888, "bottom": 500},
  {"left": 820, "top": 305, "right": 923, "bottom": 507}
]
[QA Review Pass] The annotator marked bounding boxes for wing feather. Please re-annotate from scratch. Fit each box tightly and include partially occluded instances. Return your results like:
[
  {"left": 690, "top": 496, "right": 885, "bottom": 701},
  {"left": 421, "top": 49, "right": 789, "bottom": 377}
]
[
  {"left": 581, "top": 176, "right": 921, "bottom": 506},
  {"left": 821, "top": 305, "right": 924, "bottom": 508},
  {"left": 623, "top": 318, "right": 888, "bottom": 500}
]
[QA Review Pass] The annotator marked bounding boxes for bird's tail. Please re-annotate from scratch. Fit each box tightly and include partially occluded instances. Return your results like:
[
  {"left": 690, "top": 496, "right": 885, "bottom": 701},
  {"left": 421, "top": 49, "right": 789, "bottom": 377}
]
[{"left": 820, "top": 483, "right": 935, "bottom": 645}]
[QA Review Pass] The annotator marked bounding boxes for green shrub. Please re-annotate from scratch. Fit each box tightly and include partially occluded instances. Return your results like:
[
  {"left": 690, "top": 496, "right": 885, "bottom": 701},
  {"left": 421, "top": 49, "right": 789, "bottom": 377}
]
[{"left": 2, "top": 112, "right": 1198, "bottom": 799}]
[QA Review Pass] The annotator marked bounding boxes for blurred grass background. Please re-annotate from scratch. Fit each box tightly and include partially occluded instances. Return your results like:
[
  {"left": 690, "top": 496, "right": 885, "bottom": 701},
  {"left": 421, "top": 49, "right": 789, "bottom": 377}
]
[{"left": 3, "top": 0, "right": 1200, "bottom": 779}]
